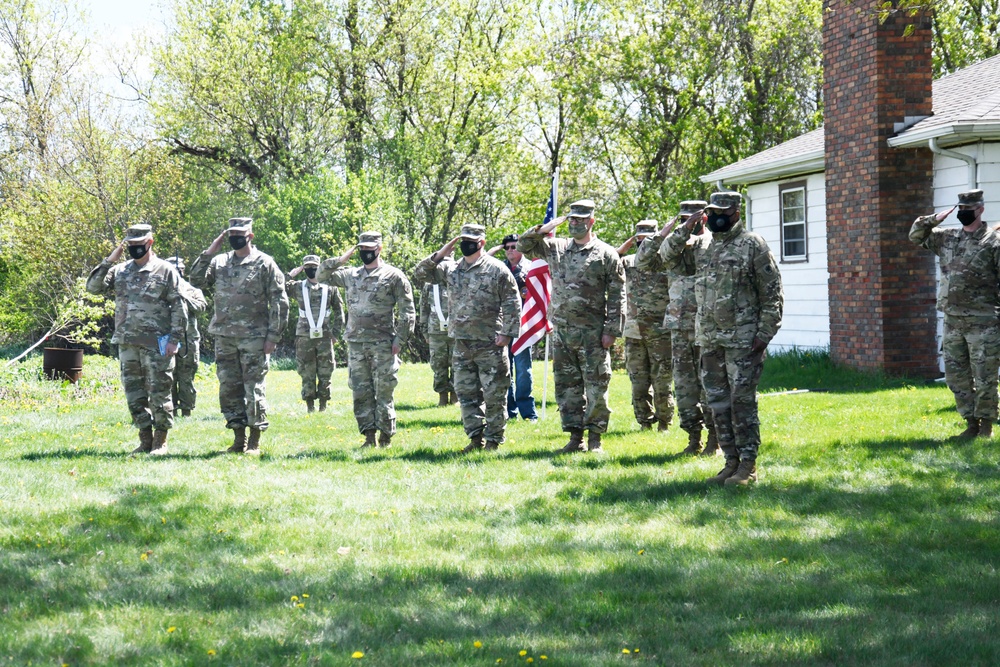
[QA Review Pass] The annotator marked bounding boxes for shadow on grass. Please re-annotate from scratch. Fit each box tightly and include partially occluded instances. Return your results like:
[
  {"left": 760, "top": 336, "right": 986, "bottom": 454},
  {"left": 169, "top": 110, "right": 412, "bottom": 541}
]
[{"left": 21, "top": 448, "right": 224, "bottom": 461}]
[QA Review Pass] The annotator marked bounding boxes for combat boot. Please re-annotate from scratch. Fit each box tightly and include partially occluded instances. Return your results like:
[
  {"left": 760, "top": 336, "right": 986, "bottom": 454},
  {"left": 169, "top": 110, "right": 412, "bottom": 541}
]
[
  {"left": 725, "top": 459, "right": 758, "bottom": 487},
  {"left": 226, "top": 427, "right": 247, "bottom": 454},
  {"left": 657, "top": 418, "right": 670, "bottom": 432},
  {"left": 150, "top": 429, "right": 169, "bottom": 456},
  {"left": 979, "top": 419, "right": 993, "bottom": 438},
  {"left": 245, "top": 428, "right": 262, "bottom": 455},
  {"left": 361, "top": 430, "right": 377, "bottom": 448},
  {"left": 449, "top": 391, "right": 459, "bottom": 404},
  {"left": 461, "top": 433, "right": 484, "bottom": 453},
  {"left": 306, "top": 400, "right": 315, "bottom": 413},
  {"left": 640, "top": 422, "right": 652, "bottom": 431},
  {"left": 587, "top": 430, "right": 604, "bottom": 454},
  {"left": 131, "top": 428, "right": 153, "bottom": 455},
  {"left": 707, "top": 458, "right": 740, "bottom": 486},
  {"left": 557, "top": 429, "right": 585, "bottom": 453},
  {"left": 484, "top": 440, "right": 500, "bottom": 451},
  {"left": 438, "top": 392, "right": 450, "bottom": 407},
  {"left": 181, "top": 409, "right": 191, "bottom": 417},
  {"left": 378, "top": 431, "right": 392, "bottom": 448},
  {"left": 318, "top": 399, "right": 327, "bottom": 412},
  {"left": 957, "top": 418, "right": 979, "bottom": 440},
  {"left": 681, "top": 429, "right": 703, "bottom": 456},
  {"left": 701, "top": 428, "right": 720, "bottom": 456}
]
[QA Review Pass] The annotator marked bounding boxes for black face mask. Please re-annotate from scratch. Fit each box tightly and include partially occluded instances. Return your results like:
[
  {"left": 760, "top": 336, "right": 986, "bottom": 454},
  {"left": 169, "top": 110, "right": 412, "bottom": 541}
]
[
  {"left": 957, "top": 210, "right": 978, "bottom": 226},
  {"left": 228, "top": 235, "right": 248, "bottom": 251},
  {"left": 460, "top": 240, "right": 481, "bottom": 257},
  {"left": 127, "top": 243, "right": 149, "bottom": 260},
  {"left": 359, "top": 249, "right": 378, "bottom": 265},
  {"left": 706, "top": 212, "right": 734, "bottom": 234},
  {"left": 304, "top": 267, "right": 317, "bottom": 279}
]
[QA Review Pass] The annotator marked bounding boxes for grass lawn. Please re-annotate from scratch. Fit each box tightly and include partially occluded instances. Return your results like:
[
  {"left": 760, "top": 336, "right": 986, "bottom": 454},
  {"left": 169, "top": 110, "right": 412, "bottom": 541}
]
[{"left": 0, "top": 350, "right": 998, "bottom": 666}]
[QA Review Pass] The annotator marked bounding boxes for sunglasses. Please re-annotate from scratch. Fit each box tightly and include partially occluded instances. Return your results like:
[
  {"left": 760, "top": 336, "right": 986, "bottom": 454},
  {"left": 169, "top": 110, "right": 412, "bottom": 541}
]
[{"left": 504, "top": 245, "right": 517, "bottom": 250}]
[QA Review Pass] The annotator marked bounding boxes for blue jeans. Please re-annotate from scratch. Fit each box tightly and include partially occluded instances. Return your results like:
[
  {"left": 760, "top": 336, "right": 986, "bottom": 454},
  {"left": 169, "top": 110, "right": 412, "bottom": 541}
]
[{"left": 507, "top": 344, "right": 538, "bottom": 419}]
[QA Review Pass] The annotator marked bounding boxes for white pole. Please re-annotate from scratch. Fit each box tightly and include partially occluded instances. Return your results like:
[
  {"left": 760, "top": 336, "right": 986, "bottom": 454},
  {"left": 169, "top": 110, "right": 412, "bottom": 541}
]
[{"left": 541, "top": 168, "right": 558, "bottom": 420}]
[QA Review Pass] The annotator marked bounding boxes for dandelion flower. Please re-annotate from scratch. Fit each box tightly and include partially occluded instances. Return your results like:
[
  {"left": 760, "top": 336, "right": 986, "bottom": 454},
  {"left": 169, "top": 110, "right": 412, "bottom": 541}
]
[
  {"left": 622, "top": 648, "right": 631, "bottom": 654},
  {"left": 519, "top": 650, "right": 527, "bottom": 656},
  {"left": 167, "top": 627, "right": 176, "bottom": 633},
  {"left": 527, "top": 659, "right": 534, "bottom": 664},
  {"left": 302, "top": 594, "right": 309, "bottom": 598},
  {"left": 474, "top": 641, "right": 482, "bottom": 648},
  {"left": 291, "top": 596, "right": 299, "bottom": 602},
  {"left": 352, "top": 651, "right": 364, "bottom": 659},
  {"left": 638, "top": 549, "right": 645, "bottom": 555},
  {"left": 296, "top": 603, "right": 305, "bottom": 609},
  {"left": 634, "top": 649, "right": 641, "bottom": 653},
  {"left": 541, "top": 656, "right": 547, "bottom": 660},
  {"left": 207, "top": 649, "right": 216, "bottom": 656},
  {"left": 140, "top": 553, "right": 148, "bottom": 561}
]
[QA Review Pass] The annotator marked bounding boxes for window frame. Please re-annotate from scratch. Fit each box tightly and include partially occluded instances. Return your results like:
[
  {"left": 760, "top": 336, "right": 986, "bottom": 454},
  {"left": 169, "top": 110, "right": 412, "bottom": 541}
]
[{"left": 779, "top": 180, "right": 809, "bottom": 263}]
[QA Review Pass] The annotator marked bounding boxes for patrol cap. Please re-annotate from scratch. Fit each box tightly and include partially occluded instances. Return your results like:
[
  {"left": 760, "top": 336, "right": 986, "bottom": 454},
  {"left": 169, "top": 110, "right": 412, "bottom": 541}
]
[
  {"left": 679, "top": 200, "right": 708, "bottom": 218},
  {"left": 566, "top": 199, "right": 596, "bottom": 219},
  {"left": 357, "top": 231, "right": 382, "bottom": 248},
  {"left": 125, "top": 224, "right": 153, "bottom": 244},
  {"left": 226, "top": 217, "right": 253, "bottom": 235},
  {"left": 302, "top": 254, "right": 321, "bottom": 267},
  {"left": 705, "top": 192, "right": 743, "bottom": 211},
  {"left": 164, "top": 255, "right": 185, "bottom": 273},
  {"left": 635, "top": 220, "right": 658, "bottom": 236},
  {"left": 957, "top": 189, "right": 985, "bottom": 207},
  {"left": 459, "top": 224, "right": 486, "bottom": 241}
]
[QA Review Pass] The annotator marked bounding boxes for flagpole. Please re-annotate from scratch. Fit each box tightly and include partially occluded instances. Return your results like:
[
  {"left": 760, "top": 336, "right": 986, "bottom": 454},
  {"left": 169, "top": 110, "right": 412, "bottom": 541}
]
[{"left": 542, "top": 168, "right": 557, "bottom": 420}]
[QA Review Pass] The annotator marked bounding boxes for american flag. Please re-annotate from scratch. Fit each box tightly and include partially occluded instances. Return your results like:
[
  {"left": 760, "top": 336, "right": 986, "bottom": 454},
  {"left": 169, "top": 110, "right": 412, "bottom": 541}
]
[{"left": 511, "top": 175, "right": 557, "bottom": 356}]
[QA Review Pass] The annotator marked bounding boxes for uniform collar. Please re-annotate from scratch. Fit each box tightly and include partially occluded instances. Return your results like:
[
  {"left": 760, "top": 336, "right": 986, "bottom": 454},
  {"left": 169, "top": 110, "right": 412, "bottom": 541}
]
[
  {"left": 459, "top": 254, "right": 486, "bottom": 271},
  {"left": 131, "top": 252, "right": 158, "bottom": 272},
  {"left": 231, "top": 247, "right": 260, "bottom": 264},
  {"left": 569, "top": 236, "right": 597, "bottom": 252},
  {"left": 713, "top": 220, "right": 744, "bottom": 241},
  {"left": 965, "top": 224, "right": 989, "bottom": 240}
]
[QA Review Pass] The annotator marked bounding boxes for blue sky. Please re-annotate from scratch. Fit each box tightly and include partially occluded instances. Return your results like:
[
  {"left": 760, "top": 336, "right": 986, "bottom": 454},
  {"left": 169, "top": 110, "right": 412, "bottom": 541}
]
[{"left": 85, "top": 0, "right": 164, "bottom": 32}]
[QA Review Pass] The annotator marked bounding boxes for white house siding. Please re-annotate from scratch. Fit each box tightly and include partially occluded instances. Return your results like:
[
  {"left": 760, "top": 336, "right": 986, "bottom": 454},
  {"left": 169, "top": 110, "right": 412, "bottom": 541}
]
[{"left": 745, "top": 172, "right": 830, "bottom": 351}]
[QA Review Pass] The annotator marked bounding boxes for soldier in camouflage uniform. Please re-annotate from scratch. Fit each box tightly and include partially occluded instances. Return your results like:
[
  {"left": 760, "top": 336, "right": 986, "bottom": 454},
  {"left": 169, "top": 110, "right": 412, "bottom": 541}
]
[
  {"left": 518, "top": 199, "right": 626, "bottom": 453},
  {"left": 318, "top": 232, "right": 415, "bottom": 448},
  {"left": 190, "top": 218, "right": 289, "bottom": 455},
  {"left": 86, "top": 224, "right": 187, "bottom": 455},
  {"left": 910, "top": 189, "right": 1000, "bottom": 439},
  {"left": 164, "top": 256, "right": 207, "bottom": 417},
  {"left": 415, "top": 224, "right": 521, "bottom": 452},
  {"left": 617, "top": 220, "right": 674, "bottom": 432},
  {"left": 662, "top": 192, "right": 783, "bottom": 486},
  {"left": 286, "top": 255, "right": 345, "bottom": 413},
  {"left": 420, "top": 264, "right": 457, "bottom": 406},
  {"left": 638, "top": 201, "right": 718, "bottom": 456}
]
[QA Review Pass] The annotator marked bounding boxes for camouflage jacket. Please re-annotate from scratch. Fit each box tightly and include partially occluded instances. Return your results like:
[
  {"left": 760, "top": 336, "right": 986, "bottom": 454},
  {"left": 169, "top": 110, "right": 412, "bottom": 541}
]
[
  {"left": 517, "top": 232, "right": 625, "bottom": 337},
  {"left": 177, "top": 276, "right": 207, "bottom": 341},
  {"left": 317, "top": 259, "right": 415, "bottom": 346},
  {"left": 419, "top": 275, "right": 452, "bottom": 337},
  {"left": 413, "top": 253, "right": 521, "bottom": 341},
  {"left": 640, "top": 234, "right": 707, "bottom": 333},
  {"left": 910, "top": 216, "right": 1000, "bottom": 322},
  {"left": 662, "top": 221, "right": 783, "bottom": 349},
  {"left": 285, "top": 278, "right": 346, "bottom": 339},
  {"left": 189, "top": 247, "right": 289, "bottom": 343},
  {"left": 86, "top": 253, "right": 187, "bottom": 350},
  {"left": 621, "top": 249, "right": 671, "bottom": 339}
]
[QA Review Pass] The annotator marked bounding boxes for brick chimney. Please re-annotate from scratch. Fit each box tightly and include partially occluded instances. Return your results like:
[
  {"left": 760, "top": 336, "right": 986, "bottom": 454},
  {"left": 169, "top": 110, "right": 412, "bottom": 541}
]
[{"left": 824, "top": 2, "right": 939, "bottom": 377}]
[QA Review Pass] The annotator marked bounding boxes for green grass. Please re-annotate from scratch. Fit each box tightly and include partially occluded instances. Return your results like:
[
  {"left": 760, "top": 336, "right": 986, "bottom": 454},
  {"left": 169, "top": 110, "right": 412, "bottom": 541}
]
[{"left": 0, "top": 351, "right": 998, "bottom": 666}]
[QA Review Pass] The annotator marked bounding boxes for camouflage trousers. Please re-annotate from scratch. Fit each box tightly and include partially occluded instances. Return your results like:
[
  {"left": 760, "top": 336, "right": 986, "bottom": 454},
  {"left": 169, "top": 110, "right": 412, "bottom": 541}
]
[
  {"left": 671, "top": 328, "right": 714, "bottom": 434},
  {"left": 171, "top": 338, "right": 199, "bottom": 411},
  {"left": 119, "top": 343, "right": 175, "bottom": 431},
  {"left": 428, "top": 333, "right": 455, "bottom": 394},
  {"left": 453, "top": 338, "right": 510, "bottom": 443},
  {"left": 552, "top": 327, "right": 612, "bottom": 433},
  {"left": 943, "top": 318, "right": 1000, "bottom": 421},
  {"left": 347, "top": 340, "right": 399, "bottom": 435},
  {"left": 624, "top": 334, "right": 674, "bottom": 427},
  {"left": 215, "top": 336, "right": 270, "bottom": 431},
  {"left": 701, "top": 345, "right": 765, "bottom": 461},
  {"left": 295, "top": 336, "right": 336, "bottom": 402}
]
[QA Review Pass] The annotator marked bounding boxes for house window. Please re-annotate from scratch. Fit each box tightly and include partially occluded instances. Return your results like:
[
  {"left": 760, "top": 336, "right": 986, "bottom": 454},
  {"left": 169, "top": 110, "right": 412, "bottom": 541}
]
[{"left": 780, "top": 182, "right": 807, "bottom": 262}]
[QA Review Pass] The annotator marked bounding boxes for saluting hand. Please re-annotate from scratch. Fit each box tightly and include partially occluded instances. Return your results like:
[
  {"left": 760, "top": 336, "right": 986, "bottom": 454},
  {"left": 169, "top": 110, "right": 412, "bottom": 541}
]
[
  {"left": 934, "top": 206, "right": 957, "bottom": 224},
  {"left": 107, "top": 240, "right": 126, "bottom": 263},
  {"left": 684, "top": 210, "right": 705, "bottom": 233},
  {"left": 205, "top": 230, "right": 227, "bottom": 255},
  {"left": 659, "top": 216, "right": 680, "bottom": 238},
  {"left": 288, "top": 265, "right": 304, "bottom": 277},
  {"left": 336, "top": 246, "right": 356, "bottom": 265}
]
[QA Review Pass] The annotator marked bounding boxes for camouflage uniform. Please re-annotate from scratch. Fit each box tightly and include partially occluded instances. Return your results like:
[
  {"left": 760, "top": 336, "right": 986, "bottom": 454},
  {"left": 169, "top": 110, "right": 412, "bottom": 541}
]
[
  {"left": 518, "top": 203, "right": 626, "bottom": 436},
  {"left": 287, "top": 255, "right": 345, "bottom": 406},
  {"left": 414, "top": 225, "right": 521, "bottom": 446},
  {"left": 910, "top": 189, "right": 1000, "bottom": 424},
  {"left": 662, "top": 193, "right": 783, "bottom": 464},
  {"left": 164, "top": 257, "right": 206, "bottom": 415},
  {"left": 189, "top": 219, "right": 289, "bottom": 433},
  {"left": 318, "top": 232, "right": 415, "bottom": 437},
  {"left": 86, "top": 225, "right": 186, "bottom": 438},
  {"left": 420, "top": 275, "right": 455, "bottom": 396},
  {"left": 622, "top": 220, "right": 674, "bottom": 429}
]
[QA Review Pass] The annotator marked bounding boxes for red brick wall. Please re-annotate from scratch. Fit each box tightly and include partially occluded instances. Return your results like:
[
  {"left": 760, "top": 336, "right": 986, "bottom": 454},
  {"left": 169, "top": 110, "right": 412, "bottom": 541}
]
[{"left": 823, "top": 2, "right": 939, "bottom": 377}]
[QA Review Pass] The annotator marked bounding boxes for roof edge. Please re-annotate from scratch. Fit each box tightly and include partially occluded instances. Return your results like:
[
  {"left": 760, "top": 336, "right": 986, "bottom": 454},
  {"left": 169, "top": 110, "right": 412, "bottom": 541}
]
[
  {"left": 888, "top": 121, "right": 1000, "bottom": 148},
  {"left": 699, "top": 153, "right": 825, "bottom": 186}
]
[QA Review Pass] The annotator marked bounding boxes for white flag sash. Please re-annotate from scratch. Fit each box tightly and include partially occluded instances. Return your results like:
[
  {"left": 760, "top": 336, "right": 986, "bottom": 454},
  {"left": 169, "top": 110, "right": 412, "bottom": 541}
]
[
  {"left": 432, "top": 284, "right": 448, "bottom": 332},
  {"left": 302, "top": 281, "right": 329, "bottom": 339}
]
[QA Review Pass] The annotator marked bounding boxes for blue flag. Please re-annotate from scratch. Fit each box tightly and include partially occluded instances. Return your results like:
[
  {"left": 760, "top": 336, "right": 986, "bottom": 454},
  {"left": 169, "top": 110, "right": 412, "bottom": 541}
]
[{"left": 542, "top": 170, "right": 558, "bottom": 224}]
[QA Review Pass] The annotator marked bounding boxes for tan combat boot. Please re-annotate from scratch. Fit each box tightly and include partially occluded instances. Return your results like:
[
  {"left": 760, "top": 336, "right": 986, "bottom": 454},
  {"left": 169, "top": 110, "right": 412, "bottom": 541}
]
[
  {"left": 701, "top": 428, "right": 720, "bottom": 456},
  {"left": 979, "top": 419, "right": 993, "bottom": 438},
  {"left": 657, "top": 418, "right": 670, "bottom": 433},
  {"left": 318, "top": 399, "right": 327, "bottom": 412},
  {"left": 306, "top": 400, "right": 315, "bottom": 413},
  {"left": 587, "top": 430, "right": 604, "bottom": 454},
  {"left": 681, "top": 429, "right": 703, "bottom": 456},
  {"left": 725, "top": 459, "right": 758, "bottom": 487},
  {"left": 150, "top": 430, "right": 169, "bottom": 456},
  {"left": 707, "top": 458, "right": 740, "bottom": 486},
  {"left": 958, "top": 418, "right": 979, "bottom": 440},
  {"left": 131, "top": 428, "right": 154, "bottom": 455},
  {"left": 378, "top": 431, "right": 392, "bottom": 448},
  {"left": 461, "top": 433, "right": 484, "bottom": 453},
  {"left": 557, "top": 429, "right": 585, "bottom": 453},
  {"left": 438, "top": 392, "right": 450, "bottom": 407},
  {"left": 361, "top": 430, "right": 377, "bottom": 448},
  {"left": 245, "top": 428, "right": 262, "bottom": 455},
  {"left": 226, "top": 427, "right": 247, "bottom": 454}
]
